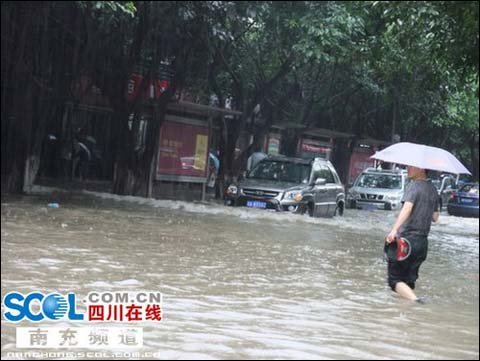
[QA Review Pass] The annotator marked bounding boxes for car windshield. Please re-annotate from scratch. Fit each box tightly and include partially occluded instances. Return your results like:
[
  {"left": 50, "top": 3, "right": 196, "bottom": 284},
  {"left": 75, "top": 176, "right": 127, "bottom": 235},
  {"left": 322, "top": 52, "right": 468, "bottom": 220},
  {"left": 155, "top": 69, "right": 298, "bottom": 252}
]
[
  {"left": 248, "top": 160, "right": 311, "bottom": 184},
  {"left": 355, "top": 173, "right": 402, "bottom": 190},
  {"left": 459, "top": 184, "right": 479, "bottom": 195}
]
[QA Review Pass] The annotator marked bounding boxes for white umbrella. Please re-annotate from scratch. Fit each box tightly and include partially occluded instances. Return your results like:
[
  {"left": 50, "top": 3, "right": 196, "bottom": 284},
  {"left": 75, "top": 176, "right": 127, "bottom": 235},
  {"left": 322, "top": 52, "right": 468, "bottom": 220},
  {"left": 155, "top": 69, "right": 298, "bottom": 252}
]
[{"left": 371, "top": 142, "right": 471, "bottom": 175}]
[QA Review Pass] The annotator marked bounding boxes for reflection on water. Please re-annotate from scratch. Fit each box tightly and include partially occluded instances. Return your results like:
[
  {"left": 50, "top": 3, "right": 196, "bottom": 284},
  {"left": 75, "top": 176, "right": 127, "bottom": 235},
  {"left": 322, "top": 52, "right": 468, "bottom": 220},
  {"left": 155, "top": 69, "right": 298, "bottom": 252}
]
[{"left": 1, "top": 189, "right": 479, "bottom": 359}]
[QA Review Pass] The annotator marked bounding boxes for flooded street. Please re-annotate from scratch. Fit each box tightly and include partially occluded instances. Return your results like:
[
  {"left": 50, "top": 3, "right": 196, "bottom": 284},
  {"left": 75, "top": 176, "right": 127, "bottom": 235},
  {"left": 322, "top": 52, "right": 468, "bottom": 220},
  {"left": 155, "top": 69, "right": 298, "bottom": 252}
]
[{"left": 1, "top": 189, "right": 479, "bottom": 360}]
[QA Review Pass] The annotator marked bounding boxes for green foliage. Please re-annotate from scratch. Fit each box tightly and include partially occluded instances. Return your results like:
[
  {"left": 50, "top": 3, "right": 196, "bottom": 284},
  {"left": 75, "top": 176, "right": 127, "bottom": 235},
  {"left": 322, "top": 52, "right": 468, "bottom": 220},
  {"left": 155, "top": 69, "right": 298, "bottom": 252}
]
[
  {"left": 292, "top": 2, "right": 366, "bottom": 64},
  {"left": 434, "top": 84, "right": 478, "bottom": 128},
  {"left": 200, "top": 0, "right": 478, "bottom": 167},
  {"left": 76, "top": 1, "right": 137, "bottom": 17},
  {"left": 3, "top": 1, "right": 477, "bottom": 183}
]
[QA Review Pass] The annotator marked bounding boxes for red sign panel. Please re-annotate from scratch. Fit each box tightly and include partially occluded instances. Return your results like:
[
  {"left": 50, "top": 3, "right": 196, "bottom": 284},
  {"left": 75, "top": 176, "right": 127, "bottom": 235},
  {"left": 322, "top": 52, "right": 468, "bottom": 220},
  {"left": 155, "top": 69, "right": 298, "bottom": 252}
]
[
  {"left": 298, "top": 139, "right": 331, "bottom": 159},
  {"left": 156, "top": 121, "right": 210, "bottom": 180},
  {"left": 125, "top": 73, "right": 144, "bottom": 102},
  {"left": 349, "top": 148, "right": 375, "bottom": 184}
]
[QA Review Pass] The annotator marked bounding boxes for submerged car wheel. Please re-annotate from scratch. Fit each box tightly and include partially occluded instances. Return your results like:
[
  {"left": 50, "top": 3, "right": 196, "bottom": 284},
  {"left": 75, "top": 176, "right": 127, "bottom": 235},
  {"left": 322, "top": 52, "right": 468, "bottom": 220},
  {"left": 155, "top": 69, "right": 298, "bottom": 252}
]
[
  {"left": 307, "top": 202, "right": 314, "bottom": 217},
  {"left": 296, "top": 203, "right": 313, "bottom": 216},
  {"left": 335, "top": 202, "right": 344, "bottom": 216}
]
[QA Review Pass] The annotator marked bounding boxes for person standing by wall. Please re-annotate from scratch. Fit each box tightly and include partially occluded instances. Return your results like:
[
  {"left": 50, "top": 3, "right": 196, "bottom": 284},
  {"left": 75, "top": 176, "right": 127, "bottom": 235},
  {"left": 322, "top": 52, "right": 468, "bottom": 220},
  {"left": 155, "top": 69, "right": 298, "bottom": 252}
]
[{"left": 247, "top": 146, "right": 267, "bottom": 172}]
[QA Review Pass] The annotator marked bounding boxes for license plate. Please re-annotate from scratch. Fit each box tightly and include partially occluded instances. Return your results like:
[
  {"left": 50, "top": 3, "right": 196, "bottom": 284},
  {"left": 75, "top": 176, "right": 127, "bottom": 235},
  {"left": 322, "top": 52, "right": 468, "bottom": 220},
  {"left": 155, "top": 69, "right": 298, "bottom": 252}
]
[
  {"left": 460, "top": 198, "right": 474, "bottom": 203},
  {"left": 358, "top": 202, "right": 377, "bottom": 210},
  {"left": 247, "top": 201, "right": 267, "bottom": 209}
]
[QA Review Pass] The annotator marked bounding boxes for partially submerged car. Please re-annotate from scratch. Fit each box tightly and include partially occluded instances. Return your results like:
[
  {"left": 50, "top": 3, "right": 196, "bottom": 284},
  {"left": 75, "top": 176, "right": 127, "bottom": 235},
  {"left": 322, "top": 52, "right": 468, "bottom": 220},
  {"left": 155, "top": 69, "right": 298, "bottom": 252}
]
[
  {"left": 456, "top": 174, "right": 474, "bottom": 188},
  {"left": 347, "top": 168, "right": 409, "bottom": 210},
  {"left": 225, "top": 156, "right": 345, "bottom": 217},
  {"left": 447, "top": 183, "right": 479, "bottom": 218}
]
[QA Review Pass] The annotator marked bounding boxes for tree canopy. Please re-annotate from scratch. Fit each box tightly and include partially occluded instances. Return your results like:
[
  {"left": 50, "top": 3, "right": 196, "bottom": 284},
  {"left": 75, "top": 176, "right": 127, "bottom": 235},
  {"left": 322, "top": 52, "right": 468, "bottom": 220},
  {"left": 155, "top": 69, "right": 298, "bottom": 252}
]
[{"left": 1, "top": 1, "right": 478, "bottom": 194}]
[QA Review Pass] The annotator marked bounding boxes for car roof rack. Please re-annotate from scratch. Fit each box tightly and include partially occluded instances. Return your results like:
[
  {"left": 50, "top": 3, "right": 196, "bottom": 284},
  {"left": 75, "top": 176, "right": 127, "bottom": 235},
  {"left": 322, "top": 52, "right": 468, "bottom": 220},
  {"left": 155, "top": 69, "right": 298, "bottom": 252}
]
[
  {"left": 364, "top": 167, "right": 407, "bottom": 174},
  {"left": 266, "top": 154, "right": 312, "bottom": 164}
]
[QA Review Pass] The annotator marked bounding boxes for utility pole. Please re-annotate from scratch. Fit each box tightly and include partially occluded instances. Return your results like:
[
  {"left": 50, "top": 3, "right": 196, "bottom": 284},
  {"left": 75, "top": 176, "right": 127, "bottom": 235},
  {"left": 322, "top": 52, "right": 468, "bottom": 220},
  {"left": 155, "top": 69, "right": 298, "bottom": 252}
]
[{"left": 391, "top": 86, "right": 397, "bottom": 143}]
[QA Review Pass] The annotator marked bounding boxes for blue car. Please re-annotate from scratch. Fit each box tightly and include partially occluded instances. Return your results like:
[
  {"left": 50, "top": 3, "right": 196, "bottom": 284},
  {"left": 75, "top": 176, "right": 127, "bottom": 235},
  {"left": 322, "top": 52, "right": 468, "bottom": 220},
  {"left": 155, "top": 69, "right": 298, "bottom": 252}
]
[{"left": 447, "top": 183, "right": 479, "bottom": 218}]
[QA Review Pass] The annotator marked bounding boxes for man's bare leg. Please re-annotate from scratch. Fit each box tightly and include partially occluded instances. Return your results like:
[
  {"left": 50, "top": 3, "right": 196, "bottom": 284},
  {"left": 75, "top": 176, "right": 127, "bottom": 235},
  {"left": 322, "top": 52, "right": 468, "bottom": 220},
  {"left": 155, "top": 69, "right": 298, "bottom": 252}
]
[{"left": 395, "top": 282, "right": 418, "bottom": 301}]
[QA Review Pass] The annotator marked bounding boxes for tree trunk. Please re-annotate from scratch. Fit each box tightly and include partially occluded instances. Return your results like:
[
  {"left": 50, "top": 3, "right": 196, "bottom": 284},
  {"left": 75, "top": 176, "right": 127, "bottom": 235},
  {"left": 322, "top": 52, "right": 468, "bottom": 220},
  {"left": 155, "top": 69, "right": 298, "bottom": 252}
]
[
  {"left": 225, "top": 122, "right": 242, "bottom": 180},
  {"left": 112, "top": 110, "right": 137, "bottom": 195},
  {"left": 391, "top": 86, "right": 400, "bottom": 142},
  {"left": 111, "top": 90, "right": 172, "bottom": 196},
  {"left": 281, "top": 128, "right": 300, "bottom": 157},
  {"left": 330, "top": 137, "right": 357, "bottom": 186},
  {"left": 471, "top": 135, "right": 479, "bottom": 180},
  {"left": 216, "top": 117, "right": 229, "bottom": 198},
  {"left": 2, "top": 5, "right": 32, "bottom": 194},
  {"left": 2, "top": 4, "right": 74, "bottom": 194}
]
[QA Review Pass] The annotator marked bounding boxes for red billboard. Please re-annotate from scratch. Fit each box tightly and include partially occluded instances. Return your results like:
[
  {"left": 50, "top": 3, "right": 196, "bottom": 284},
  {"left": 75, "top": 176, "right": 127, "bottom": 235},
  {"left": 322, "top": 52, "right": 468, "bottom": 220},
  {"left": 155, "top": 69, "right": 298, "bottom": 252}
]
[
  {"left": 297, "top": 138, "right": 332, "bottom": 159},
  {"left": 348, "top": 148, "right": 375, "bottom": 184},
  {"left": 156, "top": 121, "right": 210, "bottom": 181}
]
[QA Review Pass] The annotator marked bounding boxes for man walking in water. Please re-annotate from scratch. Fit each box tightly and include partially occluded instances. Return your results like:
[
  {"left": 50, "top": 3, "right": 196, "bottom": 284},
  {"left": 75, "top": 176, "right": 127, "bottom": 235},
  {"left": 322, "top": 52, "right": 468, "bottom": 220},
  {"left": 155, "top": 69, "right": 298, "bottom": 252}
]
[{"left": 385, "top": 166, "right": 440, "bottom": 302}]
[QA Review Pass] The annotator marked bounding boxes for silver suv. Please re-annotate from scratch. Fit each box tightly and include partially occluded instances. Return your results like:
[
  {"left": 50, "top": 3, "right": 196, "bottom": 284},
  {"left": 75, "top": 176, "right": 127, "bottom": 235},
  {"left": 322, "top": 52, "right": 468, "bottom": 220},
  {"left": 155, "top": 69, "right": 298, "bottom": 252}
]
[
  {"left": 225, "top": 156, "right": 345, "bottom": 217},
  {"left": 347, "top": 168, "right": 409, "bottom": 210}
]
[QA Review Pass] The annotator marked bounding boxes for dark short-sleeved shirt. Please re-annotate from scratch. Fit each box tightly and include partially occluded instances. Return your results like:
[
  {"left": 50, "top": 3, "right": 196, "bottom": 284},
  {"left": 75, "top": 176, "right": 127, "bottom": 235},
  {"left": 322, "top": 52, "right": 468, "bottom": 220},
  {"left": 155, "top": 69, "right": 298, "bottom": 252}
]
[{"left": 398, "top": 180, "right": 439, "bottom": 237}]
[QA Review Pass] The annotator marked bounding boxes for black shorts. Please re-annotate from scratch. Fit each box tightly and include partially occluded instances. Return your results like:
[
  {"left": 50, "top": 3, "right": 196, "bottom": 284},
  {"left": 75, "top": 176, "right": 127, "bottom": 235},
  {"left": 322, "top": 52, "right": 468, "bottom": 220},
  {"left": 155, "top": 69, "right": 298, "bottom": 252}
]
[{"left": 387, "top": 235, "right": 428, "bottom": 291}]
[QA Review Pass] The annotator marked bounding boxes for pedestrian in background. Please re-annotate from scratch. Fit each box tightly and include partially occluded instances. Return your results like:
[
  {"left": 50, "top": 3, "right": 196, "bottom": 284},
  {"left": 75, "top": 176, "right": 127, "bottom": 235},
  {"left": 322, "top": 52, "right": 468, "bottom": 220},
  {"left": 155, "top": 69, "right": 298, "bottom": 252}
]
[{"left": 247, "top": 146, "right": 267, "bottom": 172}]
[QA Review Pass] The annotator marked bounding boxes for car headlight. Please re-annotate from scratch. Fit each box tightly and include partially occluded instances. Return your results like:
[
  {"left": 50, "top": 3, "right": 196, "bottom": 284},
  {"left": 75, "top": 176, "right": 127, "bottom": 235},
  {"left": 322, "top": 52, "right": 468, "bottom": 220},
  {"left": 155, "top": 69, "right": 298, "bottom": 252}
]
[
  {"left": 226, "top": 185, "right": 238, "bottom": 195},
  {"left": 285, "top": 191, "right": 303, "bottom": 202}
]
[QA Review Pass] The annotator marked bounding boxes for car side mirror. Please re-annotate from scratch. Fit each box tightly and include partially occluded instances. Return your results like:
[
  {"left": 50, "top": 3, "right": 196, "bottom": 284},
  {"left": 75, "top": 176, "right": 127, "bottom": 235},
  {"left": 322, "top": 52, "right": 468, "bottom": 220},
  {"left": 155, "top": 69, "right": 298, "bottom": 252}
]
[{"left": 315, "top": 178, "right": 326, "bottom": 186}]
